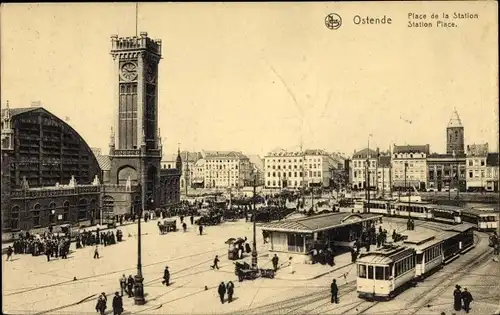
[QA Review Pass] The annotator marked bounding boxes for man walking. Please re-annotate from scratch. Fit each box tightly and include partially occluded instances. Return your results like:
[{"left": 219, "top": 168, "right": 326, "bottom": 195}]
[
  {"left": 226, "top": 281, "right": 235, "bottom": 303},
  {"left": 94, "top": 245, "right": 99, "bottom": 259},
  {"left": 211, "top": 255, "right": 220, "bottom": 270},
  {"left": 127, "top": 275, "right": 135, "bottom": 298},
  {"left": 6, "top": 245, "right": 13, "bottom": 261},
  {"left": 453, "top": 285, "right": 462, "bottom": 311},
  {"left": 461, "top": 288, "right": 473, "bottom": 313},
  {"left": 272, "top": 254, "right": 279, "bottom": 272},
  {"left": 162, "top": 266, "right": 170, "bottom": 286},
  {"left": 190, "top": 215, "right": 194, "bottom": 225},
  {"left": 199, "top": 224, "right": 204, "bottom": 236},
  {"left": 218, "top": 282, "right": 226, "bottom": 304},
  {"left": 119, "top": 274, "right": 127, "bottom": 296},
  {"left": 331, "top": 279, "right": 339, "bottom": 304},
  {"left": 112, "top": 292, "right": 123, "bottom": 315}
]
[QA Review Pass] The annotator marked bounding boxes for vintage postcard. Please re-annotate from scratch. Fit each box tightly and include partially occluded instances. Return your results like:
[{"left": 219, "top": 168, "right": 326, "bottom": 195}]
[{"left": 1, "top": 2, "right": 498, "bottom": 315}]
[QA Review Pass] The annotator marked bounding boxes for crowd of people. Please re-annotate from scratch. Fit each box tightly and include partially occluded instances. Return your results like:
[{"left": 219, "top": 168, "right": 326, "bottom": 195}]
[
  {"left": 75, "top": 229, "right": 122, "bottom": 249},
  {"left": 8, "top": 232, "right": 71, "bottom": 261}
]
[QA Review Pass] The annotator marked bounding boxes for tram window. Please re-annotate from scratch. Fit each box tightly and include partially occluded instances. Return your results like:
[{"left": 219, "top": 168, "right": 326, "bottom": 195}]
[
  {"left": 368, "top": 266, "right": 374, "bottom": 279},
  {"left": 384, "top": 266, "right": 391, "bottom": 280},
  {"left": 375, "top": 266, "right": 384, "bottom": 280},
  {"left": 358, "top": 264, "right": 367, "bottom": 278}
]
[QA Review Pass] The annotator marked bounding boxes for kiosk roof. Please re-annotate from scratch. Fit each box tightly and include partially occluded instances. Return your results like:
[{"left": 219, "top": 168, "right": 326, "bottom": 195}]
[{"left": 260, "top": 213, "right": 382, "bottom": 233}]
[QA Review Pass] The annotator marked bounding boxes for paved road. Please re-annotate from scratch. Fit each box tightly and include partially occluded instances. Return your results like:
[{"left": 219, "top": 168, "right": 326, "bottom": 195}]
[{"left": 2, "top": 217, "right": 495, "bottom": 314}]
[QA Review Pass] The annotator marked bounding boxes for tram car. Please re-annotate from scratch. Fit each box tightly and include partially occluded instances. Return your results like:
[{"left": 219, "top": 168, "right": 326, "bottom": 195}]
[
  {"left": 403, "top": 236, "right": 443, "bottom": 280},
  {"left": 363, "top": 200, "right": 394, "bottom": 216},
  {"left": 356, "top": 224, "right": 476, "bottom": 299},
  {"left": 356, "top": 245, "right": 416, "bottom": 299},
  {"left": 461, "top": 208, "right": 499, "bottom": 231},
  {"left": 443, "top": 223, "right": 475, "bottom": 254},
  {"left": 431, "top": 205, "right": 462, "bottom": 224},
  {"left": 393, "top": 202, "right": 433, "bottom": 220}
]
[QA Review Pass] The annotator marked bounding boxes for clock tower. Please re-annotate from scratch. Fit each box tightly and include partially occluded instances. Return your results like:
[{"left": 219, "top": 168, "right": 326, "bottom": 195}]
[{"left": 108, "top": 32, "right": 162, "bottom": 209}]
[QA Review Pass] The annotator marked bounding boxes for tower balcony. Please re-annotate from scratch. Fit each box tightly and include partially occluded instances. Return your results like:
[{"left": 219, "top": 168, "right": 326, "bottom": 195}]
[{"left": 110, "top": 32, "right": 162, "bottom": 56}]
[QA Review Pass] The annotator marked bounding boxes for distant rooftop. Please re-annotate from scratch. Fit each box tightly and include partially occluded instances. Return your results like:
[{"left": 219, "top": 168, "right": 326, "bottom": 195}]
[
  {"left": 352, "top": 148, "right": 378, "bottom": 159},
  {"left": 486, "top": 152, "right": 499, "bottom": 166},
  {"left": 393, "top": 145, "right": 430, "bottom": 155},
  {"left": 447, "top": 109, "right": 463, "bottom": 128},
  {"left": 428, "top": 153, "right": 466, "bottom": 159},
  {"left": 96, "top": 155, "right": 111, "bottom": 171},
  {"left": 378, "top": 155, "right": 391, "bottom": 167},
  {"left": 466, "top": 144, "right": 489, "bottom": 157},
  {"left": 203, "top": 150, "right": 248, "bottom": 159},
  {"left": 266, "top": 149, "right": 329, "bottom": 157}
]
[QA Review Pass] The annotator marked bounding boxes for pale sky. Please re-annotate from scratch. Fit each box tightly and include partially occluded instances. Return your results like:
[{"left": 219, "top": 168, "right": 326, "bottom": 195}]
[{"left": 1, "top": 2, "right": 498, "bottom": 157}]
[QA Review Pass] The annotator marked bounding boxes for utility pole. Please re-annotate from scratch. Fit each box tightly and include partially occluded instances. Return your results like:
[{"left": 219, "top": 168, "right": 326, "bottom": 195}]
[
  {"left": 251, "top": 173, "right": 258, "bottom": 269},
  {"left": 134, "top": 180, "right": 145, "bottom": 305},
  {"left": 185, "top": 152, "right": 189, "bottom": 197},
  {"left": 366, "top": 156, "right": 370, "bottom": 213}
]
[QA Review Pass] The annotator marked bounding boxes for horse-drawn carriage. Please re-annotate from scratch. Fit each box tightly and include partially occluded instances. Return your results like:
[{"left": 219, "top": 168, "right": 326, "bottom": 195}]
[
  {"left": 224, "top": 209, "right": 245, "bottom": 221},
  {"left": 196, "top": 213, "right": 223, "bottom": 226},
  {"left": 158, "top": 219, "right": 177, "bottom": 234},
  {"left": 226, "top": 237, "right": 250, "bottom": 260},
  {"left": 102, "top": 216, "right": 117, "bottom": 229},
  {"left": 233, "top": 261, "right": 275, "bottom": 282},
  {"left": 59, "top": 224, "right": 80, "bottom": 240}
]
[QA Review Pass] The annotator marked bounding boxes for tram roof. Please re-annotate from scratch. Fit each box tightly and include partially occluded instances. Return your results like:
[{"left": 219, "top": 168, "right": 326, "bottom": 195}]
[
  {"left": 436, "top": 230, "right": 460, "bottom": 240},
  {"left": 432, "top": 204, "right": 463, "bottom": 211},
  {"left": 404, "top": 236, "right": 442, "bottom": 252},
  {"left": 260, "top": 213, "right": 382, "bottom": 233},
  {"left": 443, "top": 223, "right": 475, "bottom": 233},
  {"left": 463, "top": 208, "right": 499, "bottom": 216},
  {"left": 357, "top": 246, "right": 414, "bottom": 265}
]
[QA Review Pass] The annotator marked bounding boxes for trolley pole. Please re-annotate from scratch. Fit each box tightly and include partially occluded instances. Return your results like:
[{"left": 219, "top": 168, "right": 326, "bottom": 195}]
[{"left": 251, "top": 175, "right": 258, "bottom": 269}]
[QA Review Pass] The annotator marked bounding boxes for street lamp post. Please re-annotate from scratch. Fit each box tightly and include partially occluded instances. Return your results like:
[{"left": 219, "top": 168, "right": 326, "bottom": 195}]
[
  {"left": 134, "top": 184, "right": 146, "bottom": 305},
  {"left": 251, "top": 173, "right": 258, "bottom": 269}
]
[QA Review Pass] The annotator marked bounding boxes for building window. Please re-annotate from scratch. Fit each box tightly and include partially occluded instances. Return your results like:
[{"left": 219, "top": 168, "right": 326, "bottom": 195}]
[
  {"left": 468, "top": 160, "right": 473, "bottom": 166},
  {"left": 49, "top": 202, "right": 56, "bottom": 224},
  {"left": 33, "top": 204, "right": 41, "bottom": 227},
  {"left": 481, "top": 160, "right": 485, "bottom": 166},
  {"left": 63, "top": 201, "right": 70, "bottom": 222},
  {"left": 11, "top": 206, "right": 20, "bottom": 230}
]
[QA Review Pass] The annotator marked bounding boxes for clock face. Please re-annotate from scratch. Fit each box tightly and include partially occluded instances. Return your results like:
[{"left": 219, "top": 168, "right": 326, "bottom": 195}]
[
  {"left": 146, "top": 64, "right": 157, "bottom": 83},
  {"left": 120, "top": 63, "right": 138, "bottom": 81}
]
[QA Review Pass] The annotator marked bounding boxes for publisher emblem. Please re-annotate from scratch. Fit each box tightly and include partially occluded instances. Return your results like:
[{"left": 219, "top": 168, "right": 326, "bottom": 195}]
[{"left": 325, "top": 13, "right": 342, "bottom": 30}]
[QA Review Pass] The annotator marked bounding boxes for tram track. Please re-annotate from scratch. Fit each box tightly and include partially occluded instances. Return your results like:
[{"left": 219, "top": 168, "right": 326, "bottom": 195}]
[
  {"left": 4, "top": 244, "right": 229, "bottom": 297},
  {"left": 233, "top": 280, "right": 358, "bottom": 315},
  {"left": 395, "top": 234, "right": 492, "bottom": 315},
  {"left": 24, "top": 250, "right": 270, "bottom": 315}
]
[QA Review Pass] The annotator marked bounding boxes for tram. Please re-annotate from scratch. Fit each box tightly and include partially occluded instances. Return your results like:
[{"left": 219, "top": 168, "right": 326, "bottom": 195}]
[
  {"left": 432, "top": 205, "right": 462, "bottom": 224},
  {"left": 393, "top": 201, "right": 433, "bottom": 220},
  {"left": 403, "top": 236, "right": 443, "bottom": 280},
  {"left": 356, "top": 246, "right": 416, "bottom": 299},
  {"left": 363, "top": 200, "right": 395, "bottom": 216},
  {"left": 461, "top": 208, "right": 499, "bottom": 231},
  {"left": 356, "top": 223, "right": 476, "bottom": 299},
  {"left": 443, "top": 223, "right": 475, "bottom": 253}
]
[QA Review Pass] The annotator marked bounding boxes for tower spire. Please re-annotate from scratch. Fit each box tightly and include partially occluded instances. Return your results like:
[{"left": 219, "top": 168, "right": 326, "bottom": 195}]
[{"left": 135, "top": 3, "right": 138, "bottom": 37}]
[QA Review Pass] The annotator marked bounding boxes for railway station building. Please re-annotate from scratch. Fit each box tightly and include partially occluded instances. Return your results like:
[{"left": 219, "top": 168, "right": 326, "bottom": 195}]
[{"left": 260, "top": 212, "right": 382, "bottom": 256}]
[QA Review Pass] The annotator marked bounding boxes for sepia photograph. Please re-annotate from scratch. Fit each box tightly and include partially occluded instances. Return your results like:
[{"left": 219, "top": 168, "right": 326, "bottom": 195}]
[{"left": 1, "top": 2, "right": 499, "bottom": 315}]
